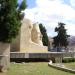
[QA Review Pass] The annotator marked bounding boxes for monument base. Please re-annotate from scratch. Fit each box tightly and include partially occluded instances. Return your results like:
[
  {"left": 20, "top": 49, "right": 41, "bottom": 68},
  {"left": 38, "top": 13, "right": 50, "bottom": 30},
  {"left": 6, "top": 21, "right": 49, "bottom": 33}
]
[{"left": 20, "top": 43, "right": 48, "bottom": 53}]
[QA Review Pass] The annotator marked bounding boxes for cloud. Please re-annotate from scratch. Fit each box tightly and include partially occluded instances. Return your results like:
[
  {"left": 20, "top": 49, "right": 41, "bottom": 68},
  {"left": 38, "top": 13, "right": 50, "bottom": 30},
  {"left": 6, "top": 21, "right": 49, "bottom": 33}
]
[
  {"left": 70, "top": 0, "right": 75, "bottom": 7},
  {"left": 24, "top": 0, "right": 75, "bottom": 37}
]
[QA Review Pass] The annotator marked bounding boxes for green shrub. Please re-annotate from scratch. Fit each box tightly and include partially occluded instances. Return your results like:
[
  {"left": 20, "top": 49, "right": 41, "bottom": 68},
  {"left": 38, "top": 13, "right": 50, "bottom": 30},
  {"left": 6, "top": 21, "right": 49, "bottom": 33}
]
[{"left": 62, "top": 58, "right": 75, "bottom": 63}]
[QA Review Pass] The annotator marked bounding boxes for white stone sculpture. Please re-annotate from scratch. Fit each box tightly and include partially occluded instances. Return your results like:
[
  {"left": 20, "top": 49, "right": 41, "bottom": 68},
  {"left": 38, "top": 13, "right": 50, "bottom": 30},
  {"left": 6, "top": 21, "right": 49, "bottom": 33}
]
[{"left": 11, "top": 18, "right": 47, "bottom": 53}]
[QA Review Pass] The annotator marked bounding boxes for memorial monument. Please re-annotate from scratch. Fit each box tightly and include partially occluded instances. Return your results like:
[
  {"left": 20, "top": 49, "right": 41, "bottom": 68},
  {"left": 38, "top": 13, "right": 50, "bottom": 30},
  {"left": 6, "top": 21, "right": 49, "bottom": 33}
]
[{"left": 11, "top": 18, "right": 48, "bottom": 53}]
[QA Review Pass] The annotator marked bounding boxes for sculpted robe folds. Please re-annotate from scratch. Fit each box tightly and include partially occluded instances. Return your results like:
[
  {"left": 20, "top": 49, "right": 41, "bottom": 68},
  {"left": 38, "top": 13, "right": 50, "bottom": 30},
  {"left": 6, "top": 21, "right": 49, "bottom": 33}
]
[{"left": 11, "top": 18, "right": 48, "bottom": 53}]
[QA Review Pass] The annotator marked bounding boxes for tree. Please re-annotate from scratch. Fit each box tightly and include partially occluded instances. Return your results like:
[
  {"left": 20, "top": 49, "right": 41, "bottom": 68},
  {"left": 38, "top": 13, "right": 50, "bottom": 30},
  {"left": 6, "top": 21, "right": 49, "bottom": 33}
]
[
  {"left": 39, "top": 23, "right": 49, "bottom": 46},
  {"left": 0, "top": 0, "right": 27, "bottom": 43},
  {"left": 53, "top": 22, "right": 69, "bottom": 49}
]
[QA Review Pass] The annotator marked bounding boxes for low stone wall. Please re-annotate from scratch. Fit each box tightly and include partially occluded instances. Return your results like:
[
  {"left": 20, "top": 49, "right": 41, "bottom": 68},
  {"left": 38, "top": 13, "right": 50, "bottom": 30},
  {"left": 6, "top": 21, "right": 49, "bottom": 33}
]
[
  {"left": 10, "top": 52, "right": 75, "bottom": 63},
  {"left": 10, "top": 52, "right": 62, "bottom": 59},
  {"left": 10, "top": 52, "right": 64, "bottom": 63}
]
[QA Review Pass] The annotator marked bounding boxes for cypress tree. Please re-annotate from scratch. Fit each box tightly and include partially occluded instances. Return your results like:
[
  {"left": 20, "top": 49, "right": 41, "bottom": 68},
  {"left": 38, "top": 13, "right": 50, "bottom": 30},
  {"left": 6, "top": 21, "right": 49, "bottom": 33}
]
[
  {"left": 53, "top": 22, "right": 69, "bottom": 49},
  {"left": 0, "top": 0, "right": 27, "bottom": 43},
  {"left": 39, "top": 23, "right": 49, "bottom": 46}
]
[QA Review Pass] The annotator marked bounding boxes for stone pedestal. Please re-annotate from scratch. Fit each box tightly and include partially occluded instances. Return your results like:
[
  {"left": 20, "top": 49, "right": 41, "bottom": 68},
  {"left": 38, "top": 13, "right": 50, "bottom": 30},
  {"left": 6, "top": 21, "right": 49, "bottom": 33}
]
[{"left": 0, "top": 43, "right": 10, "bottom": 72}]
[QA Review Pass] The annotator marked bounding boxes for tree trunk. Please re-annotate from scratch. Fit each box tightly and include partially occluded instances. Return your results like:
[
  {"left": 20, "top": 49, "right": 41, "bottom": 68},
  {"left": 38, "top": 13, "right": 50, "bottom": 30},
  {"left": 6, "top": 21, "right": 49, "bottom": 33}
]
[{"left": 0, "top": 42, "right": 10, "bottom": 72}]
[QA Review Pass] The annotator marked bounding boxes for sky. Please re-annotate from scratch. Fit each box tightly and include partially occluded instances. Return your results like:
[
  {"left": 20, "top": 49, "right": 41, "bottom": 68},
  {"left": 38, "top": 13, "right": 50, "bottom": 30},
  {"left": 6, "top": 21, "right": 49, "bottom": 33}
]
[{"left": 19, "top": 0, "right": 75, "bottom": 37}]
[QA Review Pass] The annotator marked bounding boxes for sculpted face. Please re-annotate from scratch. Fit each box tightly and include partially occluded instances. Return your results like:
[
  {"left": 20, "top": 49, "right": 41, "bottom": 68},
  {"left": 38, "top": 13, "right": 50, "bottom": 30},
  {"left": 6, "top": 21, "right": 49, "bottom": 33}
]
[{"left": 31, "top": 23, "right": 43, "bottom": 45}]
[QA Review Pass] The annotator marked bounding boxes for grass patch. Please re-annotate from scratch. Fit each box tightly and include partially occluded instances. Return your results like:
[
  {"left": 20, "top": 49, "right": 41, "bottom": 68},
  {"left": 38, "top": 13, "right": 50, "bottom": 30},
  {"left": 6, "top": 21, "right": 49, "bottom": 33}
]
[
  {"left": 0, "top": 62, "right": 75, "bottom": 75},
  {"left": 64, "top": 62, "right": 75, "bottom": 70}
]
